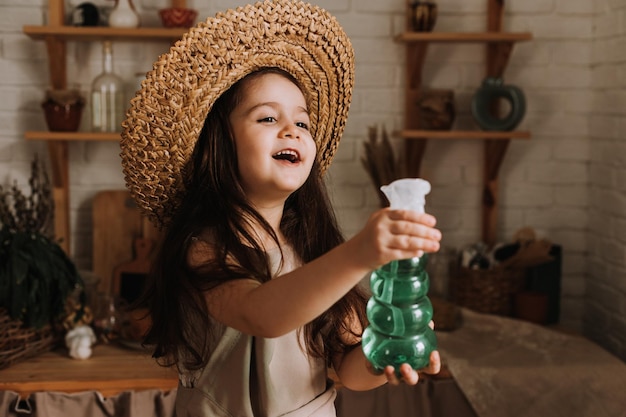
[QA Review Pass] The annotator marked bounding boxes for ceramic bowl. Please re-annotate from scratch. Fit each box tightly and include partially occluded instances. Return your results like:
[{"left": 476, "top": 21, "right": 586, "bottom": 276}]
[{"left": 159, "top": 7, "right": 198, "bottom": 28}]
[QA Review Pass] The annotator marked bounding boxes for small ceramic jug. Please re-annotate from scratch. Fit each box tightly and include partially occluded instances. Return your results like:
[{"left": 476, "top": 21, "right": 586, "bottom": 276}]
[{"left": 108, "top": 0, "right": 140, "bottom": 28}]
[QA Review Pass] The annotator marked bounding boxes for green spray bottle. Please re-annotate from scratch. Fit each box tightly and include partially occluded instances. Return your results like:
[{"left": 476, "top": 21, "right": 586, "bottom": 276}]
[{"left": 362, "top": 178, "right": 437, "bottom": 374}]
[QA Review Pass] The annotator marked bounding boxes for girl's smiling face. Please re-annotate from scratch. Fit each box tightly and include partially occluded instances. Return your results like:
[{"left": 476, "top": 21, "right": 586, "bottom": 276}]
[{"left": 229, "top": 72, "right": 316, "bottom": 207}]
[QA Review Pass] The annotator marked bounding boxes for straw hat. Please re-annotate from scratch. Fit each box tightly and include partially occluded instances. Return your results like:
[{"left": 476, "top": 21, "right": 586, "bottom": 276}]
[{"left": 120, "top": 0, "right": 355, "bottom": 228}]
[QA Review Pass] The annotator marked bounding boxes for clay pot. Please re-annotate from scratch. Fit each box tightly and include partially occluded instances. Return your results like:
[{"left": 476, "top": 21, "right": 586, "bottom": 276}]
[
  {"left": 159, "top": 7, "right": 198, "bottom": 28},
  {"left": 416, "top": 89, "right": 455, "bottom": 130},
  {"left": 410, "top": 1, "right": 438, "bottom": 32},
  {"left": 41, "top": 89, "right": 85, "bottom": 132}
]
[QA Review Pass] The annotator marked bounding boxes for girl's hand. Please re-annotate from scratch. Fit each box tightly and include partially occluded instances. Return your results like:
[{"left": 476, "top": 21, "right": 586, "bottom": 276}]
[
  {"left": 351, "top": 208, "right": 442, "bottom": 270},
  {"left": 364, "top": 320, "right": 442, "bottom": 386},
  {"left": 382, "top": 350, "right": 441, "bottom": 386}
]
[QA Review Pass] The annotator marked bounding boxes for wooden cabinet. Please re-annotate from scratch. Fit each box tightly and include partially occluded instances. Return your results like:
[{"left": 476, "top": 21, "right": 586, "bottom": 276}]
[
  {"left": 398, "top": 0, "right": 532, "bottom": 246},
  {"left": 22, "top": 0, "right": 188, "bottom": 253}
]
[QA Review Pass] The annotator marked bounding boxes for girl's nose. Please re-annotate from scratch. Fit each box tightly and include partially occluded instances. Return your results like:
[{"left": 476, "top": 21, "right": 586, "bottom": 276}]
[{"left": 280, "top": 123, "right": 299, "bottom": 139}]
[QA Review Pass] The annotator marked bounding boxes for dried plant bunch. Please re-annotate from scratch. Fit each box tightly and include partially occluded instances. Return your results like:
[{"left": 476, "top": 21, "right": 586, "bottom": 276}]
[
  {"left": 0, "top": 155, "right": 53, "bottom": 236},
  {"left": 360, "top": 125, "right": 406, "bottom": 207},
  {"left": 0, "top": 156, "right": 83, "bottom": 329}
]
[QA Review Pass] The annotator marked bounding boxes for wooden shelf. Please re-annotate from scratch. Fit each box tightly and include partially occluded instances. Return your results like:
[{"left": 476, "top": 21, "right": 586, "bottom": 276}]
[
  {"left": 399, "top": 0, "right": 532, "bottom": 246},
  {"left": 23, "top": 25, "right": 188, "bottom": 41},
  {"left": 395, "top": 31, "right": 533, "bottom": 43},
  {"left": 397, "top": 130, "right": 531, "bottom": 140},
  {"left": 23, "top": 0, "right": 190, "bottom": 254},
  {"left": 25, "top": 131, "right": 120, "bottom": 141}
]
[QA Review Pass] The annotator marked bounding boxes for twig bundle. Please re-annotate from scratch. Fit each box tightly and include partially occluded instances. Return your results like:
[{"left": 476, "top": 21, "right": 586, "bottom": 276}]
[
  {"left": 0, "top": 155, "right": 53, "bottom": 237},
  {"left": 360, "top": 126, "right": 406, "bottom": 207}
]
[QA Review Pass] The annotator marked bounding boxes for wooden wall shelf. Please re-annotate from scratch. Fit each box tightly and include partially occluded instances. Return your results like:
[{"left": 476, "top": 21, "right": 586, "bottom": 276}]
[
  {"left": 399, "top": 0, "right": 533, "bottom": 245},
  {"left": 23, "top": 25, "right": 187, "bottom": 41},
  {"left": 395, "top": 31, "right": 532, "bottom": 43},
  {"left": 396, "top": 130, "right": 531, "bottom": 140},
  {"left": 25, "top": 131, "right": 121, "bottom": 141},
  {"left": 23, "top": 0, "right": 188, "bottom": 253}
]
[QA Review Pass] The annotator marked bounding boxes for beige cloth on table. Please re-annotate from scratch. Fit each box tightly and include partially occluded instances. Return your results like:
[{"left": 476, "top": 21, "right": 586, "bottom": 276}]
[
  {"left": 437, "top": 308, "right": 626, "bottom": 417},
  {"left": 0, "top": 389, "right": 176, "bottom": 417}
]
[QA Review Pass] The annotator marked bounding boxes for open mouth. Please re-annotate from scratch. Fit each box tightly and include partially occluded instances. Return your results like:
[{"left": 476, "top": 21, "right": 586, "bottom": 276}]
[{"left": 272, "top": 150, "right": 300, "bottom": 163}]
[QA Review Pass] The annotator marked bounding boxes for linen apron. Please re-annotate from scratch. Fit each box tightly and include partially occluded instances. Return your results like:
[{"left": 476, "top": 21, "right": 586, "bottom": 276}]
[{"left": 175, "top": 245, "right": 337, "bottom": 417}]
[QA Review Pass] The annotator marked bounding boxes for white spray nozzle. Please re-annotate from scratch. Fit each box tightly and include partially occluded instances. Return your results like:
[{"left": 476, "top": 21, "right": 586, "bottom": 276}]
[{"left": 380, "top": 178, "right": 431, "bottom": 213}]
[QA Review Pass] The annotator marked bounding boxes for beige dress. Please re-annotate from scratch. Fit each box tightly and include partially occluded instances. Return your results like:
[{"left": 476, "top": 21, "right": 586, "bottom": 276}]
[{"left": 175, "top": 246, "right": 337, "bottom": 417}]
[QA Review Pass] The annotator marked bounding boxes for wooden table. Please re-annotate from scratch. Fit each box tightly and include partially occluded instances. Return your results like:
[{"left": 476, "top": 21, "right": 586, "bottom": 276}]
[
  {"left": 0, "top": 343, "right": 178, "bottom": 397},
  {"left": 0, "top": 342, "right": 452, "bottom": 398}
]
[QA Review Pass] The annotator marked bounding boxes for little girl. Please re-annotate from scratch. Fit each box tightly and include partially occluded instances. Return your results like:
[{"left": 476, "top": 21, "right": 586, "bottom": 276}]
[{"left": 120, "top": 1, "right": 441, "bottom": 416}]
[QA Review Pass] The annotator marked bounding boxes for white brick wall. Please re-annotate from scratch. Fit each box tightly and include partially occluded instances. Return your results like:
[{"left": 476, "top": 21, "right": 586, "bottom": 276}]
[
  {"left": 1, "top": 0, "right": 624, "bottom": 360},
  {"left": 589, "top": 0, "right": 626, "bottom": 360}
]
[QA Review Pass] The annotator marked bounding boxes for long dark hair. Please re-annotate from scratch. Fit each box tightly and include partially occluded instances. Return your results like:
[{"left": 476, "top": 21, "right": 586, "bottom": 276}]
[{"left": 141, "top": 68, "right": 368, "bottom": 371}]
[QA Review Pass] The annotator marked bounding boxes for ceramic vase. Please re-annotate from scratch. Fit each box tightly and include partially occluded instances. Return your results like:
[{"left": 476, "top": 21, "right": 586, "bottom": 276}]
[
  {"left": 471, "top": 77, "right": 526, "bottom": 131},
  {"left": 108, "top": 0, "right": 140, "bottom": 28}
]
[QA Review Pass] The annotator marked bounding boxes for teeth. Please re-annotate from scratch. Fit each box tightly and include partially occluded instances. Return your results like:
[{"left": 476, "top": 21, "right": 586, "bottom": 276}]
[
  {"left": 274, "top": 150, "right": 297, "bottom": 157},
  {"left": 273, "top": 150, "right": 299, "bottom": 162}
]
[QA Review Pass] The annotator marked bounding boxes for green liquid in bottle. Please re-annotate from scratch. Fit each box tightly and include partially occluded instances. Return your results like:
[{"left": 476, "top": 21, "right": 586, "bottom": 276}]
[{"left": 362, "top": 255, "right": 437, "bottom": 374}]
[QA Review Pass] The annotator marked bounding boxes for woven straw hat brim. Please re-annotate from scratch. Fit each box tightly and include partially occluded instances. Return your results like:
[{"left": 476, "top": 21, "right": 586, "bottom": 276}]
[{"left": 120, "top": 0, "right": 355, "bottom": 228}]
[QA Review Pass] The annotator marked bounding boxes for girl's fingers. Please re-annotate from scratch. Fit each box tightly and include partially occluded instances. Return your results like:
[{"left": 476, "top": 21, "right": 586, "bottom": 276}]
[
  {"left": 387, "top": 209, "right": 437, "bottom": 227},
  {"left": 390, "top": 222, "right": 442, "bottom": 241},
  {"left": 384, "top": 364, "right": 420, "bottom": 386},
  {"left": 423, "top": 350, "right": 441, "bottom": 375},
  {"left": 390, "top": 234, "right": 440, "bottom": 254},
  {"left": 384, "top": 366, "right": 400, "bottom": 385},
  {"left": 398, "top": 363, "right": 419, "bottom": 385},
  {"left": 384, "top": 351, "right": 441, "bottom": 385},
  {"left": 386, "top": 217, "right": 442, "bottom": 248}
]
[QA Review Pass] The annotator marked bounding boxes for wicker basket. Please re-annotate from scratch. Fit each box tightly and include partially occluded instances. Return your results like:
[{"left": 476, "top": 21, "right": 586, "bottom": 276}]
[
  {"left": 450, "top": 267, "right": 527, "bottom": 316},
  {"left": 0, "top": 308, "right": 58, "bottom": 370}
]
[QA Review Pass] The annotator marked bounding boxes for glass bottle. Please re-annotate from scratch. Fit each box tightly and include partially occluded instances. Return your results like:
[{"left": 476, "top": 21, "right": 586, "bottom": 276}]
[
  {"left": 91, "top": 41, "right": 125, "bottom": 133},
  {"left": 361, "top": 178, "right": 437, "bottom": 374}
]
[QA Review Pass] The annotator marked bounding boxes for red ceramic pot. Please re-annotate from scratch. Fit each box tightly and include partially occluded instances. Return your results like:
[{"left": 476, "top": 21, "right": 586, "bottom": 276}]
[
  {"left": 159, "top": 7, "right": 198, "bottom": 28},
  {"left": 42, "top": 100, "right": 84, "bottom": 132}
]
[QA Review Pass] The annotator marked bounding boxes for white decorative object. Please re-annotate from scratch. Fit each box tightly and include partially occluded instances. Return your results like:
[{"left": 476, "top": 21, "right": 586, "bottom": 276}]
[
  {"left": 108, "top": 0, "right": 140, "bottom": 28},
  {"left": 65, "top": 325, "right": 97, "bottom": 360}
]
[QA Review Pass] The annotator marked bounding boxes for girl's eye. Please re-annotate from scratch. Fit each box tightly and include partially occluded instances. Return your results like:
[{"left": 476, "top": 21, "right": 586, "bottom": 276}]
[
  {"left": 296, "top": 122, "right": 309, "bottom": 130},
  {"left": 258, "top": 116, "right": 276, "bottom": 123}
]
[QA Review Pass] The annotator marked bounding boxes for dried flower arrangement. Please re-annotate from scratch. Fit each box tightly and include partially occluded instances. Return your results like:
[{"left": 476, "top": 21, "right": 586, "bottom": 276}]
[
  {"left": 360, "top": 125, "right": 407, "bottom": 207},
  {"left": 0, "top": 156, "right": 83, "bottom": 329}
]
